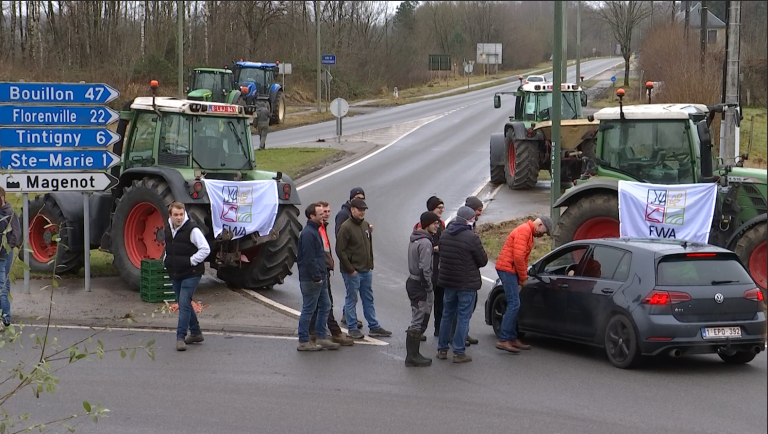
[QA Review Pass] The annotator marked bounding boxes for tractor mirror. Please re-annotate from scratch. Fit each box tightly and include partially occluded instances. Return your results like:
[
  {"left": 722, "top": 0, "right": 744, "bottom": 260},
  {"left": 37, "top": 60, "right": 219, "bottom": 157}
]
[
  {"left": 580, "top": 92, "right": 588, "bottom": 107},
  {"left": 494, "top": 94, "right": 501, "bottom": 109},
  {"left": 697, "top": 120, "right": 713, "bottom": 178},
  {"left": 185, "top": 86, "right": 190, "bottom": 93}
]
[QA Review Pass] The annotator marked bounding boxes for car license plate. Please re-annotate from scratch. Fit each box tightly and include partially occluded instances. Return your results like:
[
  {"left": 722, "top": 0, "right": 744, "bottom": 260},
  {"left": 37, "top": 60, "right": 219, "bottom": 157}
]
[{"left": 702, "top": 326, "right": 742, "bottom": 339}]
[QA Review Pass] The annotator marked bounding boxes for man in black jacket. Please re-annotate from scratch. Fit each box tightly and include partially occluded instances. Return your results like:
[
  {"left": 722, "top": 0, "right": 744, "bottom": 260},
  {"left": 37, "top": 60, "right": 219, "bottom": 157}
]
[
  {"left": 0, "top": 187, "right": 22, "bottom": 330},
  {"left": 164, "top": 202, "right": 211, "bottom": 352},
  {"left": 436, "top": 206, "right": 488, "bottom": 363},
  {"left": 297, "top": 203, "right": 340, "bottom": 352}
]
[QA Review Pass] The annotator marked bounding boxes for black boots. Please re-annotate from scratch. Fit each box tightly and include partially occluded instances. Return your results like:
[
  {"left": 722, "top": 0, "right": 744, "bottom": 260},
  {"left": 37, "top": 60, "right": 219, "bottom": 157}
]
[{"left": 405, "top": 329, "right": 432, "bottom": 367}]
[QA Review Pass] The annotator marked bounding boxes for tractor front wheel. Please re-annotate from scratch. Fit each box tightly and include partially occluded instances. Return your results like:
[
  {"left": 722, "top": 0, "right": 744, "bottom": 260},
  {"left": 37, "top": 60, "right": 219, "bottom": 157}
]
[
  {"left": 111, "top": 177, "right": 175, "bottom": 291},
  {"left": 504, "top": 132, "right": 539, "bottom": 190},
  {"left": 734, "top": 222, "right": 767, "bottom": 291},
  {"left": 554, "top": 193, "right": 621, "bottom": 247}
]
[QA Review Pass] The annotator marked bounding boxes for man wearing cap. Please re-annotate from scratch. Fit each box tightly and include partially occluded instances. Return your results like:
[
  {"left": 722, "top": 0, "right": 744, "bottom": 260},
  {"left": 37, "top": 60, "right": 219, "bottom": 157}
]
[
  {"left": 404, "top": 211, "right": 441, "bottom": 367},
  {"left": 465, "top": 196, "right": 484, "bottom": 232},
  {"left": 494, "top": 216, "right": 553, "bottom": 353},
  {"left": 413, "top": 196, "right": 446, "bottom": 336},
  {"left": 335, "top": 187, "right": 368, "bottom": 329},
  {"left": 436, "top": 206, "right": 488, "bottom": 363},
  {"left": 335, "top": 198, "right": 391, "bottom": 339}
]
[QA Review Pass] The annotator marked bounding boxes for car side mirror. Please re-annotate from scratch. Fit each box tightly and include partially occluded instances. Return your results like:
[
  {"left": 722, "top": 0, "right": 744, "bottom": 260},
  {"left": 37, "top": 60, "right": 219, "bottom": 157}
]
[
  {"left": 581, "top": 93, "right": 588, "bottom": 107},
  {"left": 528, "top": 265, "right": 537, "bottom": 278},
  {"left": 494, "top": 94, "right": 501, "bottom": 109}
]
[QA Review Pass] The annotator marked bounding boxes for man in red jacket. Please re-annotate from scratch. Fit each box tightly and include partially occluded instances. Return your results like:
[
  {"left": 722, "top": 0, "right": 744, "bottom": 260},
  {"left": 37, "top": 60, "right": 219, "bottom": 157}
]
[{"left": 494, "top": 216, "right": 552, "bottom": 353}]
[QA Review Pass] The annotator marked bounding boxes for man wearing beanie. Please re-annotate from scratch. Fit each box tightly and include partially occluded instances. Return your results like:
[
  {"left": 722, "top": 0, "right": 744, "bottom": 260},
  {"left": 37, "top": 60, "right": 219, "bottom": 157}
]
[
  {"left": 404, "top": 211, "right": 441, "bottom": 367},
  {"left": 335, "top": 187, "right": 367, "bottom": 329},
  {"left": 436, "top": 206, "right": 488, "bottom": 363},
  {"left": 465, "top": 196, "right": 484, "bottom": 232},
  {"left": 414, "top": 196, "right": 446, "bottom": 336}
]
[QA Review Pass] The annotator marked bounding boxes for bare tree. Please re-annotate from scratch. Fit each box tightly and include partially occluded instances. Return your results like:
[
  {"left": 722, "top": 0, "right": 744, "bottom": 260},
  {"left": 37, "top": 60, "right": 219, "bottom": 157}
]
[{"left": 595, "top": 1, "right": 651, "bottom": 86}]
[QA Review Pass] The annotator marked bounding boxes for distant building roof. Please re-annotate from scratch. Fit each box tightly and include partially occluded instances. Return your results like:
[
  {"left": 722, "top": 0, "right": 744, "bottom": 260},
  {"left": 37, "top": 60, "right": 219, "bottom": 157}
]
[{"left": 675, "top": 3, "right": 726, "bottom": 29}]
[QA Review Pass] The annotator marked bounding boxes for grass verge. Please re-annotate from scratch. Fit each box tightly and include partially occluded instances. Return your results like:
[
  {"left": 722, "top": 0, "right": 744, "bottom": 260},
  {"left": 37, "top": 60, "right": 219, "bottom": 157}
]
[
  {"left": 740, "top": 107, "right": 767, "bottom": 168},
  {"left": 477, "top": 217, "right": 553, "bottom": 263},
  {"left": 6, "top": 147, "right": 342, "bottom": 281}
]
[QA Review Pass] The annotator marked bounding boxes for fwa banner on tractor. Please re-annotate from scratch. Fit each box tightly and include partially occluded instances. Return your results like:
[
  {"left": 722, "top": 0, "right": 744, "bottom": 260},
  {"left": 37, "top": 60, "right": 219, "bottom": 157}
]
[{"left": 204, "top": 179, "right": 279, "bottom": 240}]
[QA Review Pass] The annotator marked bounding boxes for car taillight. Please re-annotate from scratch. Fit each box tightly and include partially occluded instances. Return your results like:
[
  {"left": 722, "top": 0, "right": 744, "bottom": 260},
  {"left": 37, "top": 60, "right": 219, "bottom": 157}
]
[
  {"left": 744, "top": 288, "right": 765, "bottom": 302},
  {"left": 686, "top": 253, "right": 716, "bottom": 257},
  {"left": 642, "top": 290, "right": 691, "bottom": 305},
  {"left": 282, "top": 183, "right": 291, "bottom": 199}
]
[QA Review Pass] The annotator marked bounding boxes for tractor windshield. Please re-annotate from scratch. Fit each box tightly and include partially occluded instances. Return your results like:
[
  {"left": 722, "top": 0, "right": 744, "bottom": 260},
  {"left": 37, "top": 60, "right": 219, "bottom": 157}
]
[
  {"left": 524, "top": 91, "right": 581, "bottom": 121},
  {"left": 191, "top": 116, "right": 252, "bottom": 170},
  {"left": 238, "top": 68, "right": 268, "bottom": 95},
  {"left": 193, "top": 72, "right": 232, "bottom": 102},
  {"left": 600, "top": 120, "right": 694, "bottom": 184}
]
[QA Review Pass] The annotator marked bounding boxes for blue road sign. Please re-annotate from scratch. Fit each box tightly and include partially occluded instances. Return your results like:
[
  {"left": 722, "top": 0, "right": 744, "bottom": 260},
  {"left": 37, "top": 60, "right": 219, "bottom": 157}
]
[
  {"left": 611, "top": 76, "right": 617, "bottom": 82},
  {"left": 0, "top": 127, "right": 121, "bottom": 148},
  {"left": 1, "top": 149, "right": 121, "bottom": 171},
  {"left": 322, "top": 55, "right": 336, "bottom": 65},
  {"left": 0, "top": 105, "right": 119, "bottom": 126},
  {"left": 0, "top": 82, "right": 120, "bottom": 104}
]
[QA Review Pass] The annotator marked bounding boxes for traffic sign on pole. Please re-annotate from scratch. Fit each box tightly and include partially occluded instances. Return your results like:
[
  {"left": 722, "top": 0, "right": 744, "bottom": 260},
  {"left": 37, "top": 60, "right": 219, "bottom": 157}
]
[
  {"left": 0, "top": 82, "right": 120, "bottom": 104},
  {"left": 0, "top": 149, "right": 122, "bottom": 171},
  {"left": 322, "top": 55, "right": 336, "bottom": 65},
  {"left": 1, "top": 171, "right": 119, "bottom": 193},
  {"left": 0, "top": 127, "right": 121, "bottom": 148},
  {"left": 0, "top": 105, "right": 119, "bottom": 126}
]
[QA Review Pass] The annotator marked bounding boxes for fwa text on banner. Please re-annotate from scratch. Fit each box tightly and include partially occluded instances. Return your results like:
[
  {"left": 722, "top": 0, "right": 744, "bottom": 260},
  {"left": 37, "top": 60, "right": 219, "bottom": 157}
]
[
  {"left": 0, "top": 82, "right": 120, "bottom": 104},
  {"left": 203, "top": 179, "right": 279, "bottom": 240},
  {"left": 0, "top": 105, "right": 119, "bottom": 126},
  {"left": 0, "top": 127, "right": 121, "bottom": 148}
]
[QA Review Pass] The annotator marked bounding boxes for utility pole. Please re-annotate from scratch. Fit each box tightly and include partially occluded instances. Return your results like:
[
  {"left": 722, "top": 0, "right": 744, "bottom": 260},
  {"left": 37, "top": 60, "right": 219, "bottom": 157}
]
[
  {"left": 576, "top": 1, "right": 581, "bottom": 84},
  {"left": 177, "top": 0, "right": 184, "bottom": 98},
  {"left": 551, "top": 1, "right": 564, "bottom": 227},
  {"left": 315, "top": 1, "right": 321, "bottom": 113},
  {"left": 684, "top": 1, "right": 690, "bottom": 37},
  {"left": 722, "top": 1, "right": 741, "bottom": 164},
  {"left": 561, "top": 1, "right": 568, "bottom": 83},
  {"left": 700, "top": 1, "right": 708, "bottom": 70}
]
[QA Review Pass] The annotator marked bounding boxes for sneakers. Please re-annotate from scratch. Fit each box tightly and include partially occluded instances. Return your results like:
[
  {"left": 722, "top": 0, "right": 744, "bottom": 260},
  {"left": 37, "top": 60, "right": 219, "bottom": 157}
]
[
  {"left": 297, "top": 341, "right": 323, "bottom": 351},
  {"left": 340, "top": 317, "right": 364, "bottom": 329},
  {"left": 368, "top": 327, "right": 392, "bottom": 337},
  {"left": 453, "top": 353, "right": 473, "bottom": 363},
  {"left": 347, "top": 329, "right": 365, "bottom": 340},
  {"left": 332, "top": 334, "right": 355, "bottom": 346},
  {"left": 185, "top": 333, "right": 204, "bottom": 345},
  {"left": 514, "top": 339, "right": 531, "bottom": 350},
  {"left": 315, "top": 338, "right": 341, "bottom": 350},
  {"left": 436, "top": 349, "right": 448, "bottom": 360},
  {"left": 176, "top": 339, "right": 187, "bottom": 351},
  {"left": 495, "top": 340, "right": 521, "bottom": 354}
]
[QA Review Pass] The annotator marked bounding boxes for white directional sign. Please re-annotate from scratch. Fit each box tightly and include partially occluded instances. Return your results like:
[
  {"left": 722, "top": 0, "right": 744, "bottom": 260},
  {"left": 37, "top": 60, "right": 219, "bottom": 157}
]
[{"left": 1, "top": 172, "right": 119, "bottom": 193}]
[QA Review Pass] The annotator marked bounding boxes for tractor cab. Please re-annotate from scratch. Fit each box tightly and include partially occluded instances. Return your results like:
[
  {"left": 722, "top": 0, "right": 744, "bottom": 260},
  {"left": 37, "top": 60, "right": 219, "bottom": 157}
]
[
  {"left": 186, "top": 68, "right": 240, "bottom": 104},
  {"left": 494, "top": 82, "right": 587, "bottom": 124},
  {"left": 230, "top": 60, "right": 286, "bottom": 125}
]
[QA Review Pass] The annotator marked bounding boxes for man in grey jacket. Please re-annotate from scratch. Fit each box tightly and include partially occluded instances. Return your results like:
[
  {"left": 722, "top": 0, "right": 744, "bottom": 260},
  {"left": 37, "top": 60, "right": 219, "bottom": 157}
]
[{"left": 404, "top": 211, "right": 440, "bottom": 367}]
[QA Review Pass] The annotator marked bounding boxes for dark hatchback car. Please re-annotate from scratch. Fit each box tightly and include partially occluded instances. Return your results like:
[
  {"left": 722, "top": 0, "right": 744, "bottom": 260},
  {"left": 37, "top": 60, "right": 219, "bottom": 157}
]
[{"left": 484, "top": 238, "right": 767, "bottom": 368}]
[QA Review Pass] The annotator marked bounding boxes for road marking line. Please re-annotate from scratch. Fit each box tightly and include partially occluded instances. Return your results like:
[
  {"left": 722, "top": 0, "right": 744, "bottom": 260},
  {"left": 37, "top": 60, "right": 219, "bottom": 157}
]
[
  {"left": 482, "top": 276, "right": 496, "bottom": 284},
  {"left": 239, "top": 289, "right": 388, "bottom": 346}
]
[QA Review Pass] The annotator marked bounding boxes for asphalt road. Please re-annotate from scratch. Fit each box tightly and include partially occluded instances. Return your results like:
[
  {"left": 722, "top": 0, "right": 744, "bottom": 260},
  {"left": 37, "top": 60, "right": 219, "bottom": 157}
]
[{"left": 6, "top": 327, "right": 766, "bottom": 434}]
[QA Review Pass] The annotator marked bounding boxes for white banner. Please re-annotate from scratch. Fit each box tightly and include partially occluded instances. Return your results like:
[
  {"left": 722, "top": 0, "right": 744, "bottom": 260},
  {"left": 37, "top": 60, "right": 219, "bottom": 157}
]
[
  {"left": 203, "top": 179, "right": 279, "bottom": 240},
  {"left": 618, "top": 181, "right": 717, "bottom": 243}
]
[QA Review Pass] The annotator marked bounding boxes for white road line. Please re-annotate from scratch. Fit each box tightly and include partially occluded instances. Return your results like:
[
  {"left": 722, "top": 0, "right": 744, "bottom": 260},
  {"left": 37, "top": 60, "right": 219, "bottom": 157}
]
[
  {"left": 482, "top": 276, "right": 497, "bottom": 284},
  {"left": 240, "top": 289, "right": 388, "bottom": 346}
]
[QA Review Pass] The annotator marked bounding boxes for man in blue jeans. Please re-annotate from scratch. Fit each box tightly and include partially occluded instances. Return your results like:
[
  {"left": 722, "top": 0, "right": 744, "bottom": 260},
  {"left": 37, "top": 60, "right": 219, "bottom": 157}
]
[
  {"left": 1, "top": 187, "right": 23, "bottom": 332},
  {"left": 436, "top": 206, "right": 488, "bottom": 363},
  {"left": 296, "top": 203, "right": 340, "bottom": 352},
  {"left": 335, "top": 198, "right": 391, "bottom": 339},
  {"left": 163, "top": 202, "right": 211, "bottom": 351}
]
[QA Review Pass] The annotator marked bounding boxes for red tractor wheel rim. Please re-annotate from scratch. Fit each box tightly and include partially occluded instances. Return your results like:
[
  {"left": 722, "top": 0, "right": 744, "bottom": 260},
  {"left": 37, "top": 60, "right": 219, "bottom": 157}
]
[
  {"left": 124, "top": 202, "right": 165, "bottom": 268},
  {"left": 574, "top": 217, "right": 620, "bottom": 241},
  {"left": 29, "top": 214, "right": 58, "bottom": 263},
  {"left": 748, "top": 240, "right": 767, "bottom": 290},
  {"left": 508, "top": 140, "right": 516, "bottom": 176}
]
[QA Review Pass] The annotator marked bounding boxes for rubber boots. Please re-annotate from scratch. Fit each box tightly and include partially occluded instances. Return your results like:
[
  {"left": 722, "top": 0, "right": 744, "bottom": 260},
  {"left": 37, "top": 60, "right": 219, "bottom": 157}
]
[{"left": 405, "top": 329, "right": 432, "bottom": 367}]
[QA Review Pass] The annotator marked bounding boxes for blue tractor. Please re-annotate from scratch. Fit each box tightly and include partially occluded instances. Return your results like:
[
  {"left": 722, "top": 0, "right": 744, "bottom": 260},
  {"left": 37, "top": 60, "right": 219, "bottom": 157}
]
[{"left": 232, "top": 60, "right": 285, "bottom": 125}]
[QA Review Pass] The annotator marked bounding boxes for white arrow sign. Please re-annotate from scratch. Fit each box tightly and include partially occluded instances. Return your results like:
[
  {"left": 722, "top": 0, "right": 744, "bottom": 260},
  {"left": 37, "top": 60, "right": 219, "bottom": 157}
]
[{"left": 1, "top": 171, "right": 118, "bottom": 193}]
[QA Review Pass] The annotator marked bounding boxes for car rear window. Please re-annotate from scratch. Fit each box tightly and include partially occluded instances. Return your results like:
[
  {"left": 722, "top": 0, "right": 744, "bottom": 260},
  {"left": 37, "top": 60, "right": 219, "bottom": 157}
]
[{"left": 656, "top": 254, "right": 753, "bottom": 286}]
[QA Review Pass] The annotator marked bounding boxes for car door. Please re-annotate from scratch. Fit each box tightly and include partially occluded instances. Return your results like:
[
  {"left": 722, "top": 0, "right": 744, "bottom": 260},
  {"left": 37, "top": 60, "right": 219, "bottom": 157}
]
[
  {"left": 565, "top": 246, "right": 632, "bottom": 341},
  {"left": 520, "top": 245, "right": 590, "bottom": 335}
]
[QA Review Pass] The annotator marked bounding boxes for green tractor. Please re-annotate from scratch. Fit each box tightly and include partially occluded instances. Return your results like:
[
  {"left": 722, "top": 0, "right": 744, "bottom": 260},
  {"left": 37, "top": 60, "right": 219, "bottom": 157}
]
[
  {"left": 186, "top": 67, "right": 243, "bottom": 104},
  {"left": 490, "top": 80, "right": 589, "bottom": 190},
  {"left": 23, "top": 81, "right": 301, "bottom": 290},
  {"left": 552, "top": 98, "right": 767, "bottom": 291}
]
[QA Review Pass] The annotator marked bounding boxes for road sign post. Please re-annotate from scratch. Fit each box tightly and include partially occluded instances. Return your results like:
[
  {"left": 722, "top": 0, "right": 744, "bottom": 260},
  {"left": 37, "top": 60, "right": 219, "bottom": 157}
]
[{"left": 0, "top": 81, "right": 122, "bottom": 293}]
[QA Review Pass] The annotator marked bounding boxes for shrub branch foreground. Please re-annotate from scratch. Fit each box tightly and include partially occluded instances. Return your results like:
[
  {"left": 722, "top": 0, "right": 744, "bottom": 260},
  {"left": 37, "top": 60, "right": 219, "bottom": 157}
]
[{"left": 1, "top": 212, "right": 157, "bottom": 433}]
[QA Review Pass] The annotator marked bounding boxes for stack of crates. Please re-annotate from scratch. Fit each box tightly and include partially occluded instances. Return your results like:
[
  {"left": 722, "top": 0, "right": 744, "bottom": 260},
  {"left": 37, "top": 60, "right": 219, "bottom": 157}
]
[{"left": 140, "top": 259, "right": 176, "bottom": 303}]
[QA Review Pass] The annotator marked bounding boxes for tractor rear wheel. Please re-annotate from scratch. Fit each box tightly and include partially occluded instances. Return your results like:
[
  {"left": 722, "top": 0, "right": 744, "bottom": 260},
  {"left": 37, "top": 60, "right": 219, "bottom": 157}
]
[
  {"left": 20, "top": 195, "right": 83, "bottom": 274},
  {"left": 111, "top": 177, "right": 175, "bottom": 291},
  {"left": 734, "top": 222, "right": 767, "bottom": 291},
  {"left": 271, "top": 92, "right": 285, "bottom": 125},
  {"left": 504, "top": 133, "right": 539, "bottom": 190},
  {"left": 554, "top": 193, "right": 621, "bottom": 247},
  {"left": 217, "top": 204, "right": 301, "bottom": 289}
]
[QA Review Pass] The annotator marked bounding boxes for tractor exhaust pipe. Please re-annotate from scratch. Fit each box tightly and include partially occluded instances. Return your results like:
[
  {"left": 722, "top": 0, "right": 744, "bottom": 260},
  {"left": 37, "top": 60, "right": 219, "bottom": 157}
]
[{"left": 668, "top": 349, "right": 682, "bottom": 358}]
